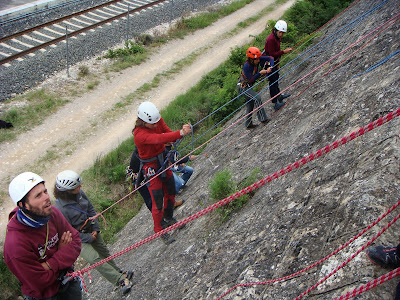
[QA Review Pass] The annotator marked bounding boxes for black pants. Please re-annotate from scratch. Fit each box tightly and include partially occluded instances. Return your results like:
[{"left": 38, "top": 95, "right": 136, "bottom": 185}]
[
  {"left": 268, "top": 67, "right": 280, "bottom": 103},
  {"left": 24, "top": 278, "right": 82, "bottom": 300}
]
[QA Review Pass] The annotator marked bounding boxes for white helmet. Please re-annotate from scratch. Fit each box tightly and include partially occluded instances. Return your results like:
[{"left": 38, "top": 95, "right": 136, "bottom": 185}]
[
  {"left": 9, "top": 172, "right": 45, "bottom": 204},
  {"left": 55, "top": 170, "right": 82, "bottom": 191},
  {"left": 275, "top": 20, "right": 287, "bottom": 32},
  {"left": 137, "top": 101, "right": 161, "bottom": 124}
]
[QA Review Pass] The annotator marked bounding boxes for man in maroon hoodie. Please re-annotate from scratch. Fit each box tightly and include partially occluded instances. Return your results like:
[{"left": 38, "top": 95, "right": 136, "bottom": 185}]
[{"left": 4, "top": 172, "right": 82, "bottom": 300}]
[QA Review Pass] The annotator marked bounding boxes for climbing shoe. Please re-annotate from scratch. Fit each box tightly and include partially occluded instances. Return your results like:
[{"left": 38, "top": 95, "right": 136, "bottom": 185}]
[
  {"left": 367, "top": 245, "right": 400, "bottom": 269},
  {"left": 160, "top": 233, "right": 176, "bottom": 245},
  {"left": 246, "top": 123, "right": 258, "bottom": 129},
  {"left": 161, "top": 217, "right": 177, "bottom": 229},
  {"left": 119, "top": 276, "right": 132, "bottom": 295},
  {"left": 261, "top": 118, "right": 270, "bottom": 124},
  {"left": 174, "top": 199, "right": 185, "bottom": 209},
  {"left": 273, "top": 102, "right": 285, "bottom": 111},
  {"left": 162, "top": 217, "right": 185, "bottom": 230},
  {"left": 120, "top": 270, "right": 134, "bottom": 280},
  {"left": 279, "top": 94, "right": 291, "bottom": 101}
]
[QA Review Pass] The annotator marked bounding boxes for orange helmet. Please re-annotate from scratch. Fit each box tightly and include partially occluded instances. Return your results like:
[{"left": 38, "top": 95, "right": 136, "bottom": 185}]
[{"left": 247, "top": 47, "right": 261, "bottom": 59}]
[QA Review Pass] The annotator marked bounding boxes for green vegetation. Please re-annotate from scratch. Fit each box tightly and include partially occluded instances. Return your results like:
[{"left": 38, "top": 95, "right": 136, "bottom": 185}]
[
  {"left": 78, "top": 137, "right": 142, "bottom": 242},
  {"left": 79, "top": 0, "right": 355, "bottom": 242},
  {"left": 0, "top": 89, "right": 69, "bottom": 143},
  {"left": 87, "top": 80, "right": 100, "bottom": 90},
  {"left": 0, "top": 256, "right": 20, "bottom": 300},
  {"left": 103, "top": 0, "right": 256, "bottom": 71},
  {"left": 104, "top": 41, "right": 147, "bottom": 72},
  {"left": 0, "top": 0, "right": 354, "bottom": 297},
  {"left": 78, "top": 65, "right": 90, "bottom": 77},
  {"left": 209, "top": 168, "right": 261, "bottom": 222}
]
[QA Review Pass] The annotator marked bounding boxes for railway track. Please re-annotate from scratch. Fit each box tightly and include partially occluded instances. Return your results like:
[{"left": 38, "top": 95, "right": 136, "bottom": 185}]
[{"left": 0, "top": 0, "right": 171, "bottom": 67}]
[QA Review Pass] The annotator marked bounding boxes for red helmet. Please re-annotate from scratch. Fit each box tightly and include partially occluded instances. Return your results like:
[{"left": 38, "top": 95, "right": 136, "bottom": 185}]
[{"left": 247, "top": 47, "right": 261, "bottom": 59}]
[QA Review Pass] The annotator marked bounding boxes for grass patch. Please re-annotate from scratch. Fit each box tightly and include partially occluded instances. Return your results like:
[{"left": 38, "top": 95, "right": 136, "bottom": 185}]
[
  {"left": 0, "top": 253, "right": 21, "bottom": 299},
  {"left": 87, "top": 80, "right": 100, "bottom": 90},
  {"left": 84, "top": 0, "right": 355, "bottom": 240},
  {"left": 78, "top": 65, "right": 90, "bottom": 77},
  {"left": 80, "top": 138, "right": 141, "bottom": 242},
  {"left": 0, "top": 89, "right": 69, "bottom": 143},
  {"left": 104, "top": 0, "right": 256, "bottom": 71},
  {"left": 209, "top": 168, "right": 261, "bottom": 222},
  {"left": 0, "top": 1, "right": 355, "bottom": 298}
]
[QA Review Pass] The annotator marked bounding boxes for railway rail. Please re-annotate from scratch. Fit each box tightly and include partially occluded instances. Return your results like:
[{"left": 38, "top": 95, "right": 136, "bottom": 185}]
[{"left": 0, "top": 0, "right": 170, "bottom": 67}]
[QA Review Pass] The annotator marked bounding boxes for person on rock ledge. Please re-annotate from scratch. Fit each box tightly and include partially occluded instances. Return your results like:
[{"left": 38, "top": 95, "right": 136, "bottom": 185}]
[
  {"left": 54, "top": 170, "right": 134, "bottom": 295},
  {"left": 3, "top": 172, "right": 82, "bottom": 300},
  {"left": 132, "top": 101, "right": 191, "bottom": 244},
  {"left": 264, "top": 19, "right": 293, "bottom": 111},
  {"left": 237, "top": 46, "right": 274, "bottom": 129}
]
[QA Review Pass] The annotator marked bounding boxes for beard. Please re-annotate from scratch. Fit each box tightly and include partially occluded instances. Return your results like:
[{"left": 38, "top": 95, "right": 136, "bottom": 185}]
[{"left": 24, "top": 202, "right": 52, "bottom": 219}]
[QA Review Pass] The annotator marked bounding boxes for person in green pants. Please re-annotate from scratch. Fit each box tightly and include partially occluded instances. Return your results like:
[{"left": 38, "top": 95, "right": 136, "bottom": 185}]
[{"left": 53, "top": 170, "right": 133, "bottom": 295}]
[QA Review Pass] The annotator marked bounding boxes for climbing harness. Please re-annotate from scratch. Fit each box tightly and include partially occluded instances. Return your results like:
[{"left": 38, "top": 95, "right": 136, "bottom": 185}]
[
  {"left": 237, "top": 64, "right": 258, "bottom": 91},
  {"left": 66, "top": 204, "right": 95, "bottom": 233}
]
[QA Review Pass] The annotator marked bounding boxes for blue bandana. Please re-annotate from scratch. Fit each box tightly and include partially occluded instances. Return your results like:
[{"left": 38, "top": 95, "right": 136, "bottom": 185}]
[{"left": 16, "top": 208, "right": 50, "bottom": 228}]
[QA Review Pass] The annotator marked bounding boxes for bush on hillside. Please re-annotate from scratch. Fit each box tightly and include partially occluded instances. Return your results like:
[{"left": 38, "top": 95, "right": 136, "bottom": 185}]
[{"left": 286, "top": 0, "right": 352, "bottom": 35}]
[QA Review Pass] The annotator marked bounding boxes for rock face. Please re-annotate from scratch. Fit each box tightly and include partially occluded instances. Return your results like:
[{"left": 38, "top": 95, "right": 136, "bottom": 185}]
[{"left": 84, "top": 0, "right": 400, "bottom": 299}]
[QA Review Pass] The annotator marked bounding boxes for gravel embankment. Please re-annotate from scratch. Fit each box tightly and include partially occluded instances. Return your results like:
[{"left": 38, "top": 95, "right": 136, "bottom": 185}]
[{"left": 0, "top": 0, "right": 223, "bottom": 101}]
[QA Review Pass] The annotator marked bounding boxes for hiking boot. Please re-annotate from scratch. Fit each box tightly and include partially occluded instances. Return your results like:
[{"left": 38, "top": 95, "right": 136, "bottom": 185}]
[
  {"left": 119, "top": 277, "right": 132, "bottom": 295},
  {"left": 120, "top": 270, "right": 134, "bottom": 280},
  {"left": 174, "top": 199, "right": 185, "bottom": 209},
  {"left": 246, "top": 123, "right": 257, "bottom": 129},
  {"left": 367, "top": 245, "right": 400, "bottom": 269},
  {"left": 161, "top": 217, "right": 186, "bottom": 230},
  {"left": 273, "top": 102, "right": 285, "bottom": 111},
  {"left": 161, "top": 217, "right": 177, "bottom": 229},
  {"left": 279, "top": 94, "right": 291, "bottom": 102},
  {"left": 160, "top": 233, "right": 176, "bottom": 245}
]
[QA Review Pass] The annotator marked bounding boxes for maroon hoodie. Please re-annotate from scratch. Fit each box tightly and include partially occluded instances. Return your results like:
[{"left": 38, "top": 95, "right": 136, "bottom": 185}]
[{"left": 3, "top": 206, "right": 81, "bottom": 299}]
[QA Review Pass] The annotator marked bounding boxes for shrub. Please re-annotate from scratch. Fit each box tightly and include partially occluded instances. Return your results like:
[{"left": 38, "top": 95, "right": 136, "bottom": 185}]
[
  {"left": 209, "top": 168, "right": 260, "bottom": 222},
  {"left": 78, "top": 65, "right": 90, "bottom": 77}
]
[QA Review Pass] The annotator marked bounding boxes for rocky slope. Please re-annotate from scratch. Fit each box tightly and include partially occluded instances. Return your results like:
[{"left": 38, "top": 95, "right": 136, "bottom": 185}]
[{"left": 61, "top": 0, "right": 400, "bottom": 299}]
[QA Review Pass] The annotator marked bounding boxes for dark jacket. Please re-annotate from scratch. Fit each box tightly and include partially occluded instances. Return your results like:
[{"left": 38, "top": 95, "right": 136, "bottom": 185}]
[
  {"left": 264, "top": 31, "right": 284, "bottom": 62},
  {"left": 55, "top": 190, "right": 100, "bottom": 243},
  {"left": 240, "top": 56, "right": 274, "bottom": 87}
]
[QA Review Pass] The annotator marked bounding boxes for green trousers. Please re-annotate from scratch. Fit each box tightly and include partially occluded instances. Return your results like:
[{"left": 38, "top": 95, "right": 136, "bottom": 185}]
[{"left": 80, "top": 233, "right": 123, "bottom": 286}]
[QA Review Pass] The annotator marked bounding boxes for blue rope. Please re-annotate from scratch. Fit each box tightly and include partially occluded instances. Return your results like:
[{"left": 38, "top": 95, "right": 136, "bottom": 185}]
[{"left": 353, "top": 50, "right": 400, "bottom": 78}]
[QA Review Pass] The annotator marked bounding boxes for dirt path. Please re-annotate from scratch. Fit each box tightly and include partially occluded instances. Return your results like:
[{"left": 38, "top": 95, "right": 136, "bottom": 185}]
[{"left": 0, "top": 0, "right": 294, "bottom": 243}]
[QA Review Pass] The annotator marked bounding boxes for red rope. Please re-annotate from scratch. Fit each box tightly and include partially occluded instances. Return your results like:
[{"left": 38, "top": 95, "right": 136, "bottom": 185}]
[
  {"left": 78, "top": 271, "right": 88, "bottom": 293},
  {"left": 88, "top": 11, "right": 400, "bottom": 227},
  {"left": 216, "top": 198, "right": 400, "bottom": 299},
  {"left": 335, "top": 268, "right": 400, "bottom": 300},
  {"left": 68, "top": 108, "right": 400, "bottom": 280},
  {"left": 254, "top": 12, "right": 400, "bottom": 117},
  {"left": 293, "top": 212, "right": 400, "bottom": 300},
  {"left": 217, "top": 12, "right": 399, "bottom": 155}
]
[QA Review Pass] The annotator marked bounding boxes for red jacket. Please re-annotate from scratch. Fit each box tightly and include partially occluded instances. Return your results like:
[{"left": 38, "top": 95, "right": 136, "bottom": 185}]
[
  {"left": 133, "top": 117, "right": 182, "bottom": 159},
  {"left": 3, "top": 206, "right": 81, "bottom": 299},
  {"left": 264, "top": 32, "right": 285, "bottom": 62}
]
